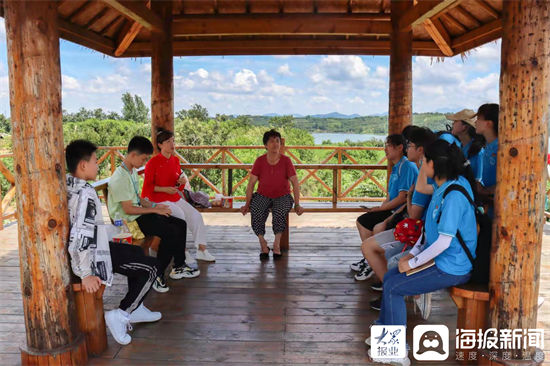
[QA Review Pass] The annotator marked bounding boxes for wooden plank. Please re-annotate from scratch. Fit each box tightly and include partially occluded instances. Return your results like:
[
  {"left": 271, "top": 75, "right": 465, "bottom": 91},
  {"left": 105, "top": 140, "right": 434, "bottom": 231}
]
[
  {"left": 473, "top": 0, "right": 499, "bottom": 19},
  {"left": 424, "top": 17, "right": 453, "bottom": 56},
  {"left": 114, "top": 20, "right": 143, "bottom": 56},
  {"left": 398, "top": 0, "right": 462, "bottom": 31},
  {"left": 172, "top": 14, "right": 392, "bottom": 36},
  {"left": 100, "top": 0, "right": 161, "bottom": 31},
  {"left": 58, "top": 18, "right": 115, "bottom": 55}
]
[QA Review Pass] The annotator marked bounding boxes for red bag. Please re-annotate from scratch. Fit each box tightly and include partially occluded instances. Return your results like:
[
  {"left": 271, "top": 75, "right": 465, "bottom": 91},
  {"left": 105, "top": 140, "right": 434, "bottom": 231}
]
[{"left": 393, "top": 218, "right": 423, "bottom": 249}]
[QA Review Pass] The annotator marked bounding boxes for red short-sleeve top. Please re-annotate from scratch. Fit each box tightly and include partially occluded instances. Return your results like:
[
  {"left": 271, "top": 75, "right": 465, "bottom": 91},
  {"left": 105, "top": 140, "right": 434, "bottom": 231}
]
[
  {"left": 141, "top": 154, "right": 183, "bottom": 203},
  {"left": 251, "top": 154, "right": 297, "bottom": 198}
]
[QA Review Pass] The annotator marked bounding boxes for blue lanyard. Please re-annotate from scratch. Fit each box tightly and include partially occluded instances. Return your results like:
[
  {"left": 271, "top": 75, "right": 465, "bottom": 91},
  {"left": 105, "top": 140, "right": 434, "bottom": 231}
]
[{"left": 121, "top": 162, "right": 141, "bottom": 206}]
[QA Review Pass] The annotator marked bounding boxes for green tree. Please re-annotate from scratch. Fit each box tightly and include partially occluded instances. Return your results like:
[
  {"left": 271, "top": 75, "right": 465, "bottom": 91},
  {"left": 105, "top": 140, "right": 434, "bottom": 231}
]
[
  {"left": 187, "top": 104, "right": 209, "bottom": 121},
  {"left": 269, "top": 115, "right": 295, "bottom": 129},
  {"left": 0, "top": 114, "right": 11, "bottom": 133},
  {"left": 121, "top": 92, "right": 149, "bottom": 123}
]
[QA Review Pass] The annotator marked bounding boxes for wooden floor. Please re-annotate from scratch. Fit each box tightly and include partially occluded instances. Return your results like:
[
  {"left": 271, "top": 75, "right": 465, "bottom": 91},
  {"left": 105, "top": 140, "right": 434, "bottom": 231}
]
[{"left": 1, "top": 213, "right": 549, "bottom": 365}]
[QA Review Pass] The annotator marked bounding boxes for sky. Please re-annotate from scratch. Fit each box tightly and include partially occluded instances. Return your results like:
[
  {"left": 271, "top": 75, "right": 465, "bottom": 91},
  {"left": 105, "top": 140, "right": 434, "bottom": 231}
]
[{"left": 0, "top": 19, "right": 501, "bottom": 117}]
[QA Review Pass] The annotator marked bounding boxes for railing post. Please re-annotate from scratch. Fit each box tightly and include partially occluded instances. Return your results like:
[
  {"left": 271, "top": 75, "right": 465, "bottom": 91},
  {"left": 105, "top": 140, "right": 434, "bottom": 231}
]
[
  {"left": 221, "top": 149, "right": 226, "bottom": 195},
  {"left": 332, "top": 168, "right": 338, "bottom": 208},
  {"left": 228, "top": 169, "right": 233, "bottom": 196},
  {"left": 337, "top": 149, "right": 342, "bottom": 204},
  {"left": 110, "top": 149, "right": 116, "bottom": 175}
]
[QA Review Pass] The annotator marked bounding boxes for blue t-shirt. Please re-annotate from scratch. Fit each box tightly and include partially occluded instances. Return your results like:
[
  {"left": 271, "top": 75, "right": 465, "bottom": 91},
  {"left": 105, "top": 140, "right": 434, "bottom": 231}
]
[
  {"left": 388, "top": 156, "right": 418, "bottom": 201},
  {"left": 478, "top": 139, "right": 498, "bottom": 187},
  {"left": 411, "top": 177, "right": 435, "bottom": 220},
  {"left": 461, "top": 140, "right": 471, "bottom": 159},
  {"left": 439, "top": 132, "right": 462, "bottom": 149},
  {"left": 462, "top": 140, "right": 483, "bottom": 181},
  {"left": 424, "top": 176, "right": 477, "bottom": 275}
]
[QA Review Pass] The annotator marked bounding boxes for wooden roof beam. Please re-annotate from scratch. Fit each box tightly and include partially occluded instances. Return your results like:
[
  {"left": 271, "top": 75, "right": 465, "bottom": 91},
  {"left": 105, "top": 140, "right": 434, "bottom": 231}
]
[
  {"left": 58, "top": 18, "right": 115, "bottom": 55},
  {"left": 100, "top": 0, "right": 161, "bottom": 32},
  {"left": 423, "top": 17, "right": 453, "bottom": 56},
  {"left": 474, "top": 0, "right": 499, "bottom": 19},
  {"left": 114, "top": 1, "right": 150, "bottom": 57},
  {"left": 123, "top": 39, "right": 443, "bottom": 57},
  {"left": 399, "top": 0, "right": 462, "bottom": 31},
  {"left": 452, "top": 18, "right": 502, "bottom": 53},
  {"left": 172, "top": 14, "right": 392, "bottom": 37}
]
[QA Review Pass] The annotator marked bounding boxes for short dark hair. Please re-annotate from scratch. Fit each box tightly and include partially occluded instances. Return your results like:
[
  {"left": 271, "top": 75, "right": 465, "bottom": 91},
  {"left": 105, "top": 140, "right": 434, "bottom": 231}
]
[
  {"left": 408, "top": 127, "right": 437, "bottom": 149},
  {"left": 156, "top": 128, "right": 174, "bottom": 149},
  {"left": 128, "top": 136, "right": 153, "bottom": 155},
  {"left": 263, "top": 129, "right": 282, "bottom": 145},
  {"left": 477, "top": 103, "right": 499, "bottom": 134},
  {"left": 386, "top": 134, "right": 406, "bottom": 155},
  {"left": 66, "top": 140, "right": 97, "bottom": 174},
  {"left": 401, "top": 125, "right": 421, "bottom": 141}
]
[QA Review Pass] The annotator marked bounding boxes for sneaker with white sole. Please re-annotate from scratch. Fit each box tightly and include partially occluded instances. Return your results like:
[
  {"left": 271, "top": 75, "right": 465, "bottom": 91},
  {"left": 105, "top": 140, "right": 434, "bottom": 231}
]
[
  {"left": 350, "top": 258, "right": 367, "bottom": 272},
  {"left": 355, "top": 266, "right": 374, "bottom": 281},
  {"left": 185, "top": 250, "right": 196, "bottom": 266},
  {"left": 196, "top": 249, "right": 215, "bottom": 262},
  {"left": 152, "top": 276, "right": 169, "bottom": 293},
  {"left": 105, "top": 309, "right": 132, "bottom": 345},
  {"left": 371, "top": 281, "right": 383, "bottom": 292},
  {"left": 170, "top": 266, "right": 200, "bottom": 279},
  {"left": 368, "top": 349, "right": 410, "bottom": 366},
  {"left": 415, "top": 293, "right": 432, "bottom": 320},
  {"left": 370, "top": 298, "right": 382, "bottom": 311},
  {"left": 129, "top": 304, "right": 162, "bottom": 323}
]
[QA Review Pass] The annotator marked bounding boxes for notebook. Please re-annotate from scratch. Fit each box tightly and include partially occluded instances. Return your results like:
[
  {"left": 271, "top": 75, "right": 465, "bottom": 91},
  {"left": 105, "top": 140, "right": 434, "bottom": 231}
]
[{"left": 406, "top": 259, "right": 435, "bottom": 276}]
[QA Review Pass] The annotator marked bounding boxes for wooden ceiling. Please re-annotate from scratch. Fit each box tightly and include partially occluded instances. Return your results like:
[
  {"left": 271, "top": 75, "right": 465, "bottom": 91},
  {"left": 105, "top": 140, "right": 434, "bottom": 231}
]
[{"left": 40, "top": 0, "right": 502, "bottom": 57}]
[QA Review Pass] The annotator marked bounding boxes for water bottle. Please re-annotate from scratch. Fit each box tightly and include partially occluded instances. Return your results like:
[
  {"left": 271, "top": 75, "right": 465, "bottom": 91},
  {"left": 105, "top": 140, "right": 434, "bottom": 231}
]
[{"left": 113, "top": 213, "right": 132, "bottom": 244}]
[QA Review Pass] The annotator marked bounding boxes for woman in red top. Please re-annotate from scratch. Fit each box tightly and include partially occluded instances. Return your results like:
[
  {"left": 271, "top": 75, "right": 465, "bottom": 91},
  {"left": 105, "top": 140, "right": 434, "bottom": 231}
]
[
  {"left": 240, "top": 129, "right": 304, "bottom": 260},
  {"left": 142, "top": 129, "right": 215, "bottom": 270}
]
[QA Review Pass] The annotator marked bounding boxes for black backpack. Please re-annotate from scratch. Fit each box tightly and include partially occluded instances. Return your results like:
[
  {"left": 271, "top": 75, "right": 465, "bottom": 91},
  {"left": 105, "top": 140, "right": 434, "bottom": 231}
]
[{"left": 438, "top": 184, "right": 493, "bottom": 284}]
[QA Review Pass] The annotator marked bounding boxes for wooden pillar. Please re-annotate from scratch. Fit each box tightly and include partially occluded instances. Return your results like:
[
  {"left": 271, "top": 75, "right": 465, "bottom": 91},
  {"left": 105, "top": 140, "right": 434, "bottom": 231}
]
[
  {"left": 4, "top": 0, "right": 86, "bottom": 364},
  {"left": 388, "top": 0, "right": 413, "bottom": 136},
  {"left": 489, "top": 1, "right": 550, "bottom": 362},
  {"left": 151, "top": 0, "right": 173, "bottom": 150}
]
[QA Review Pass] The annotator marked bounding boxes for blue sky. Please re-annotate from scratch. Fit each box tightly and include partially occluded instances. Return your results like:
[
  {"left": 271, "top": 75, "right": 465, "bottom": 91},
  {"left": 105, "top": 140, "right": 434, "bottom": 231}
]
[{"left": 0, "top": 19, "right": 501, "bottom": 117}]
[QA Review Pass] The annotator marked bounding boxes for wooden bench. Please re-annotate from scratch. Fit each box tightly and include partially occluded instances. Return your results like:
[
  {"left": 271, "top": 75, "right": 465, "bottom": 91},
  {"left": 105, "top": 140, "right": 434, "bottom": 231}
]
[{"left": 450, "top": 283, "right": 490, "bottom": 364}]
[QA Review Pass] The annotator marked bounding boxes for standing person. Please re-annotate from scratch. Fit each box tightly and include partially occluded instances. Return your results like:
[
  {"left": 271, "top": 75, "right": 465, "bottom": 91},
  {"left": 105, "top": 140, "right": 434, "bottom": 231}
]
[
  {"left": 447, "top": 109, "right": 485, "bottom": 179},
  {"left": 108, "top": 136, "right": 199, "bottom": 294},
  {"left": 240, "top": 129, "right": 304, "bottom": 260},
  {"left": 366, "top": 140, "right": 477, "bottom": 366},
  {"left": 475, "top": 103, "right": 499, "bottom": 213},
  {"left": 141, "top": 129, "right": 215, "bottom": 262},
  {"left": 65, "top": 140, "right": 161, "bottom": 346},
  {"left": 350, "top": 134, "right": 418, "bottom": 272}
]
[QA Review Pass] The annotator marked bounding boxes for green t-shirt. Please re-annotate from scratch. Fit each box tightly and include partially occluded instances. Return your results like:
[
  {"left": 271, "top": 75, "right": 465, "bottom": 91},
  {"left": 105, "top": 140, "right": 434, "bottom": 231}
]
[{"left": 108, "top": 166, "right": 141, "bottom": 222}]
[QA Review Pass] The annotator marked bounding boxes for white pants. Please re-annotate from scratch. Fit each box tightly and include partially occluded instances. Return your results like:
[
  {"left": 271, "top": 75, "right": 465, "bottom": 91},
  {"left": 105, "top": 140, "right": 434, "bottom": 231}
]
[{"left": 161, "top": 199, "right": 207, "bottom": 249}]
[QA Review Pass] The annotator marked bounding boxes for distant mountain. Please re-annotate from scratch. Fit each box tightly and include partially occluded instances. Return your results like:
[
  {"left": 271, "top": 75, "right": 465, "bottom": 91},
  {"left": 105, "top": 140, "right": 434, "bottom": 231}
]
[
  {"left": 263, "top": 113, "right": 280, "bottom": 117},
  {"left": 311, "top": 112, "right": 361, "bottom": 119},
  {"left": 263, "top": 113, "right": 305, "bottom": 118}
]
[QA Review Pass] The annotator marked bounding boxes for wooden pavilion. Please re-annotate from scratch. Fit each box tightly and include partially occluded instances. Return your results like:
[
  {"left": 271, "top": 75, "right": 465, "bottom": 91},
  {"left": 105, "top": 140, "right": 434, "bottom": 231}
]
[{"left": 1, "top": 0, "right": 548, "bottom": 364}]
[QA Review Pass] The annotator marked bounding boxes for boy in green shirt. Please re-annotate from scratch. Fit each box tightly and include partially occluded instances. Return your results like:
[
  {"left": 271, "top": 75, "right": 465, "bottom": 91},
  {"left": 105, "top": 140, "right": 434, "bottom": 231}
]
[{"left": 108, "top": 136, "right": 199, "bottom": 294}]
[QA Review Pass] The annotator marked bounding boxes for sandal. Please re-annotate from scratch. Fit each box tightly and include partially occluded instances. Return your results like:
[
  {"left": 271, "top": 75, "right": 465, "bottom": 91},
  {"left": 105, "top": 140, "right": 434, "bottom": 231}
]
[
  {"left": 273, "top": 252, "right": 283, "bottom": 259},
  {"left": 259, "top": 248, "right": 270, "bottom": 261}
]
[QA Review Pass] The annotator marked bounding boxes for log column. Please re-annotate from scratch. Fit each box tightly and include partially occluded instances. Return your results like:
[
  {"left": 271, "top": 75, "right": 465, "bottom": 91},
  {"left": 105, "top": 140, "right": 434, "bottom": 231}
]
[
  {"left": 388, "top": 0, "right": 413, "bottom": 136},
  {"left": 151, "top": 0, "right": 173, "bottom": 150},
  {"left": 4, "top": 0, "right": 86, "bottom": 364},
  {"left": 489, "top": 1, "right": 549, "bottom": 363}
]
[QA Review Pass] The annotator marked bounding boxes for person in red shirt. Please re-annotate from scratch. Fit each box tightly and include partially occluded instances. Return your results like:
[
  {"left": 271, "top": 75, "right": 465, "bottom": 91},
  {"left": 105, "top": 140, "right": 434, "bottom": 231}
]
[
  {"left": 240, "top": 129, "right": 304, "bottom": 260},
  {"left": 142, "top": 129, "right": 215, "bottom": 269}
]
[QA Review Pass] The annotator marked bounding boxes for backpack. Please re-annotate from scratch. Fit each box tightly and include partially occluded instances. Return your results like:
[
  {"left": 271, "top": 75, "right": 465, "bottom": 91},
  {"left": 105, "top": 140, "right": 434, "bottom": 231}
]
[
  {"left": 181, "top": 189, "right": 212, "bottom": 208},
  {"left": 439, "top": 184, "right": 493, "bottom": 284}
]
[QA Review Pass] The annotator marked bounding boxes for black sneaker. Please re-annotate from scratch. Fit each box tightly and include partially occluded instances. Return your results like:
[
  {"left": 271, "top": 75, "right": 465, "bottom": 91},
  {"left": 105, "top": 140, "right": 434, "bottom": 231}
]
[
  {"left": 350, "top": 258, "right": 367, "bottom": 272},
  {"left": 370, "top": 298, "right": 382, "bottom": 311},
  {"left": 152, "top": 276, "right": 169, "bottom": 293},
  {"left": 371, "top": 281, "right": 383, "bottom": 292},
  {"left": 354, "top": 266, "right": 374, "bottom": 281}
]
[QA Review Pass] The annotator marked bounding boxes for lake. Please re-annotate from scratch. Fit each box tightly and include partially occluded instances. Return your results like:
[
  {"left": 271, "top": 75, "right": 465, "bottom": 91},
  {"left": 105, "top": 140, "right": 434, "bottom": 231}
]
[{"left": 312, "top": 133, "right": 384, "bottom": 145}]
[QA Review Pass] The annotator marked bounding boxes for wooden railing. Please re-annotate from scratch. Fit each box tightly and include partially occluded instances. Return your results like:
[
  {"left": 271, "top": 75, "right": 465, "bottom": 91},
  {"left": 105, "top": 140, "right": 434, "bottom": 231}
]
[{"left": 0, "top": 145, "right": 388, "bottom": 229}]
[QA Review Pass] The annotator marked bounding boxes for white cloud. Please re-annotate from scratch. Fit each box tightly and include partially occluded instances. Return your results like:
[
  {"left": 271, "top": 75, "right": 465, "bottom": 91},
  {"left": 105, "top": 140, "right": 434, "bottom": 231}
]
[
  {"left": 62, "top": 75, "right": 81, "bottom": 90},
  {"left": 349, "top": 96, "right": 365, "bottom": 104},
  {"left": 277, "top": 63, "right": 293, "bottom": 76}
]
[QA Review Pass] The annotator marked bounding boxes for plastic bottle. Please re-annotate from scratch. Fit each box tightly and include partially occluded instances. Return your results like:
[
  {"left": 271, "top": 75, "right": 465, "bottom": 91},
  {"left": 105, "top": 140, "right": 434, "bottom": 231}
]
[{"left": 113, "top": 213, "right": 132, "bottom": 244}]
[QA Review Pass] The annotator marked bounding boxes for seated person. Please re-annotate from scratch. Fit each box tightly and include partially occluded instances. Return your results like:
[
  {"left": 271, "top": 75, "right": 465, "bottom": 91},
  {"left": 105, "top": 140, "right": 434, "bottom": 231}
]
[
  {"left": 141, "top": 129, "right": 215, "bottom": 263},
  {"left": 366, "top": 140, "right": 477, "bottom": 366},
  {"left": 447, "top": 109, "right": 485, "bottom": 179},
  {"left": 108, "top": 136, "right": 198, "bottom": 294},
  {"left": 240, "top": 129, "right": 304, "bottom": 260},
  {"left": 65, "top": 140, "right": 161, "bottom": 346},
  {"left": 350, "top": 134, "right": 418, "bottom": 272}
]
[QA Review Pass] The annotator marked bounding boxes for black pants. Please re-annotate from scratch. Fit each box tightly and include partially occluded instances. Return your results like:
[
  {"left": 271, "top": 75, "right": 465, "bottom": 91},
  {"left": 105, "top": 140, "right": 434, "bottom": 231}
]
[
  {"left": 109, "top": 242, "right": 157, "bottom": 313},
  {"left": 250, "top": 193, "right": 294, "bottom": 236},
  {"left": 356, "top": 209, "right": 393, "bottom": 231},
  {"left": 136, "top": 214, "right": 187, "bottom": 277}
]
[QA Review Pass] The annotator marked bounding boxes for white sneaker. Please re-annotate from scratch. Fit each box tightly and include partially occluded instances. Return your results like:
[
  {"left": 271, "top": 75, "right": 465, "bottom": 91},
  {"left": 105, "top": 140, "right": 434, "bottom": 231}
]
[
  {"left": 196, "top": 249, "right": 215, "bottom": 262},
  {"left": 185, "top": 250, "right": 196, "bottom": 266},
  {"left": 152, "top": 276, "right": 169, "bottom": 293},
  {"left": 170, "top": 266, "right": 200, "bottom": 279},
  {"left": 415, "top": 293, "right": 432, "bottom": 320},
  {"left": 354, "top": 266, "right": 374, "bottom": 281},
  {"left": 368, "top": 349, "right": 410, "bottom": 366},
  {"left": 129, "top": 304, "right": 162, "bottom": 323},
  {"left": 105, "top": 309, "right": 132, "bottom": 345}
]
